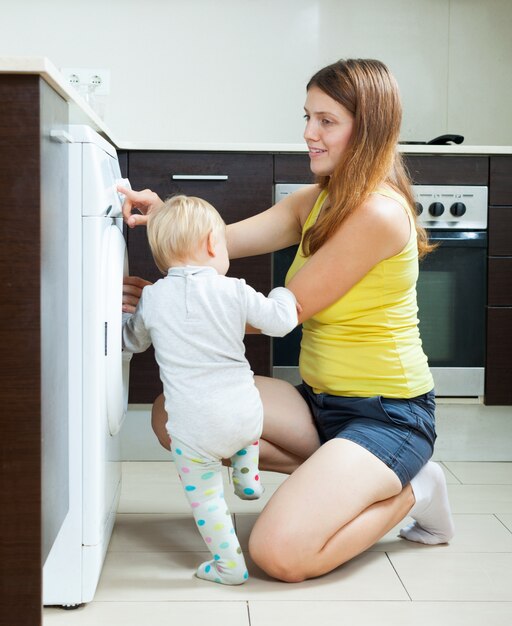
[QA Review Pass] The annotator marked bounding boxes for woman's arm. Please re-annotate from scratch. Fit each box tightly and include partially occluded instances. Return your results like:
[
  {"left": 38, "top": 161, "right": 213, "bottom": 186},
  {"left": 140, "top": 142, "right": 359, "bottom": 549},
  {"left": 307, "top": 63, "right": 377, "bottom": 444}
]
[
  {"left": 123, "top": 276, "right": 152, "bottom": 314},
  {"left": 288, "top": 194, "right": 411, "bottom": 324},
  {"left": 119, "top": 183, "right": 321, "bottom": 258},
  {"left": 227, "top": 184, "right": 320, "bottom": 259}
]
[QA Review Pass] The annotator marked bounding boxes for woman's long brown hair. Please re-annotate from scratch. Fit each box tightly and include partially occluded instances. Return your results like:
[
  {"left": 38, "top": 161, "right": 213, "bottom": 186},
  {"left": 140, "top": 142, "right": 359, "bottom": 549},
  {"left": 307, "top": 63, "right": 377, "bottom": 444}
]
[{"left": 302, "top": 59, "right": 434, "bottom": 259}]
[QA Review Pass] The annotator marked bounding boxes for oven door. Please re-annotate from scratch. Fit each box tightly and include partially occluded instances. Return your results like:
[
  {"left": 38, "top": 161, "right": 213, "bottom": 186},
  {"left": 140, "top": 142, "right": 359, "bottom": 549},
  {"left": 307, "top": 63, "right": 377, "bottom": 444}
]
[
  {"left": 272, "top": 245, "right": 302, "bottom": 385},
  {"left": 417, "top": 230, "right": 487, "bottom": 396}
]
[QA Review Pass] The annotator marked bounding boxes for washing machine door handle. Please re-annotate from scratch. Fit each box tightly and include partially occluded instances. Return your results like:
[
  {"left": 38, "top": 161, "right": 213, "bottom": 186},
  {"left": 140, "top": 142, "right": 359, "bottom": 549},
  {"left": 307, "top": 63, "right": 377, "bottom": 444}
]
[{"left": 103, "top": 224, "right": 130, "bottom": 436}]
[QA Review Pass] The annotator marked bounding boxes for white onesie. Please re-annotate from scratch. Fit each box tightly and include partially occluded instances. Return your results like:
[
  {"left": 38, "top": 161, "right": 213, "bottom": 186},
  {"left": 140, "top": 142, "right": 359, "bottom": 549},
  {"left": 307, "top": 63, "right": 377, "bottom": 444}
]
[{"left": 122, "top": 265, "right": 297, "bottom": 584}]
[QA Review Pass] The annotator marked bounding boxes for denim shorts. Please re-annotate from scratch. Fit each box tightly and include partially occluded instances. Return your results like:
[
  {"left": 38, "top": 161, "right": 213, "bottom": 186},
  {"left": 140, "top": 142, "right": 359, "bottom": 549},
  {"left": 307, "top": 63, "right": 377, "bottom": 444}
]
[{"left": 297, "top": 382, "right": 437, "bottom": 487}]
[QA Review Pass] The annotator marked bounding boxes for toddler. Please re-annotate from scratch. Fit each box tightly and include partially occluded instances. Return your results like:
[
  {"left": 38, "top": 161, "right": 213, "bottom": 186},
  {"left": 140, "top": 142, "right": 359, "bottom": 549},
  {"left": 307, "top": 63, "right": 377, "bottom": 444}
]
[{"left": 122, "top": 195, "right": 299, "bottom": 584}]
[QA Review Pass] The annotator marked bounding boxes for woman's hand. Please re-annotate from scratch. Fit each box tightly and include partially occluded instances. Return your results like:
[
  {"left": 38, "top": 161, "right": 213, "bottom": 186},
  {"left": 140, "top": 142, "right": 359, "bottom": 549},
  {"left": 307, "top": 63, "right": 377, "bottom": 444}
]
[
  {"left": 123, "top": 275, "right": 152, "bottom": 314},
  {"left": 118, "top": 186, "right": 163, "bottom": 228}
]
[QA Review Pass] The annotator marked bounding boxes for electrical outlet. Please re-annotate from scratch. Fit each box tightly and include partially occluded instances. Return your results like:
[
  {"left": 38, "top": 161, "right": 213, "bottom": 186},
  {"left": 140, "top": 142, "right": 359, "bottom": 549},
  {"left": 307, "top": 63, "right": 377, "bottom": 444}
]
[{"left": 61, "top": 67, "right": 110, "bottom": 96}]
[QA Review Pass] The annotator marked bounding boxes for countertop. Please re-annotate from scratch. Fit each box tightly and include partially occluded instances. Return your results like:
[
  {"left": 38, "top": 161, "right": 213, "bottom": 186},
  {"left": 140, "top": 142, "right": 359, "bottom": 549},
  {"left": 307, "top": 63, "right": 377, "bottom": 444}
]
[{"left": 2, "top": 57, "right": 512, "bottom": 156}]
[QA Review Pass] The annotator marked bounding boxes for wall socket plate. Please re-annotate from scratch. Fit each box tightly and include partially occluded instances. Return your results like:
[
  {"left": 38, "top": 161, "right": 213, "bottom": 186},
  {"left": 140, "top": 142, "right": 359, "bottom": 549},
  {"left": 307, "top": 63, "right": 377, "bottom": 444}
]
[{"left": 61, "top": 67, "right": 110, "bottom": 96}]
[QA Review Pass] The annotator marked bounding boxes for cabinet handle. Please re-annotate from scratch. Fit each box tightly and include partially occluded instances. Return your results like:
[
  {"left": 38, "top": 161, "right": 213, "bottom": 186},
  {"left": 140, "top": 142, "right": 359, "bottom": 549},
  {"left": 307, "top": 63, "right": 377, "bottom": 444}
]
[{"left": 171, "top": 174, "right": 229, "bottom": 181}]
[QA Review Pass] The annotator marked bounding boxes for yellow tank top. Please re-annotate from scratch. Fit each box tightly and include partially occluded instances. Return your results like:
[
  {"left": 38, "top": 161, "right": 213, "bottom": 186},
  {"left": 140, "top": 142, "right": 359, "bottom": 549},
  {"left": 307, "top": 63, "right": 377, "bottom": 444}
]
[{"left": 286, "top": 187, "right": 434, "bottom": 398}]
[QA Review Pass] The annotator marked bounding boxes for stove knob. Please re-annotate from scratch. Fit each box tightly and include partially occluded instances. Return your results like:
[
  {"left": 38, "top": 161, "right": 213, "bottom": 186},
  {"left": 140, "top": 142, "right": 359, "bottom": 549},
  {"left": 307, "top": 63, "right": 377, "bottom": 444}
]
[
  {"left": 429, "top": 202, "right": 444, "bottom": 217},
  {"left": 415, "top": 202, "right": 423, "bottom": 215},
  {"left": 450, "top": 202, "right": 466, "bottom": 217}
]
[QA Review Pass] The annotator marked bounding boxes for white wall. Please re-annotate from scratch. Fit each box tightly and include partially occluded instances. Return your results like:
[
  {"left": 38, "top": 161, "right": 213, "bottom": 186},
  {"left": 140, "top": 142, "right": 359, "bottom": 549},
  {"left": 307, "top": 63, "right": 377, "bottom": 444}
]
[{"left": 3, "top": 0, "right": 512, "bottom": 145}]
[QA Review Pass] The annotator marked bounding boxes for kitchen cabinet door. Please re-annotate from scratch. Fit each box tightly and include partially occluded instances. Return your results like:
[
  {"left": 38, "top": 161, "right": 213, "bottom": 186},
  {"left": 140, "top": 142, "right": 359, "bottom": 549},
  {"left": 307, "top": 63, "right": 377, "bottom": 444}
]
[
  {"left": 0, "top": 75, "right": 68, "bottom": 626},
  {"left": 489, "top": 206, "right": 512, "bottom": 256},
  {"left": 490, "top": 156, "right": 512, "bottom": 205},
  {"left": 486, "top": 307, "right": 512, "bottom": 405},
  {"left": 403, "top": 155, "right": 489, "bottom": 185},
  {"left": 486, "top": 162, "right": 512, "bottom": 404},
  {"left": 126, "top": 152, "right": 273, "bottom": 403},
  {"left": 274, "top": 153, "right": 314, "bottom": 183}
]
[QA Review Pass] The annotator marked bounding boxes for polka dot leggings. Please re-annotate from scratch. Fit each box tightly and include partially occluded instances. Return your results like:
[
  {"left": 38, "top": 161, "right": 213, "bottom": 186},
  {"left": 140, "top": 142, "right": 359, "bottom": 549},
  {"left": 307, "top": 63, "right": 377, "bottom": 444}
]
[{"left": 170, "top": 436, "right": 263, "bottom": 585}]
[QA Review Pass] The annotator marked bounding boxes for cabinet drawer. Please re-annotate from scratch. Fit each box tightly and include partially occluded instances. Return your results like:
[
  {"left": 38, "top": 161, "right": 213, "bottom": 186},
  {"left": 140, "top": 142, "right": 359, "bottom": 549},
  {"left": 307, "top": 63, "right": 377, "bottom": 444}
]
[
  {"left": 486, "top": 307, "right": 512, "bottom": 405},
  {"left": 488, "top": 258, "right": 512, "bottom": 305},
  {"left": 490, "top": 156, "right": 512, "bottom": 205},
  {"left": 489, "top": 206, "right": 512, "bottom": 256},
  {"left": 128, "top": 152, "right": 273, "bottom": 217},
  {"left": 274, "top": 154, "right": 314, "bottom": 183},
  {"left": 403, "top": 155, "right": 489, "bottom": 185}
]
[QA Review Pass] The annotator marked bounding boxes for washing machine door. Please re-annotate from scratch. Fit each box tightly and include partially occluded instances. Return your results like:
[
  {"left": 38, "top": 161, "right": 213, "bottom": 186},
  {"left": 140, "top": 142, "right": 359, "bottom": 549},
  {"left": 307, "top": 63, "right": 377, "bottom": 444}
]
[{"left": 103, "top": 223, "right": 130, "bottom": 436}]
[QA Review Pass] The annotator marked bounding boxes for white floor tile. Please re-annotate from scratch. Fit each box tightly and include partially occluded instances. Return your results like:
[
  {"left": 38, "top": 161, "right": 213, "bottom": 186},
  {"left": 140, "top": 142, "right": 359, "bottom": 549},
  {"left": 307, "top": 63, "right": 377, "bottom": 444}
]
[
  {"left": 110, "top": 514, "right": 205, "bottom": 552},
  {"left": 94, "top": 550, "right": 408, "bottom": 602},
  {"left": 440, "top": 461, "right": 462, "bottom": 483},
  {"left": 43, "top": 601, "right": 249, "bottom": 626},
  {"left": 84, "top": 460, "right": 512, "bottom": 625},
  {"left": 497, "top": 514, "right": 512, "bottom": 533},
  {"left": 448, "top": 484, "right": 512, "bottom": 514},
  {"left": 119, "top": 482, "right": 189, "bottom": 514},
  {"left": 389, "top": 552, "right": 512, "bottom": 601},
  {"left": 119, "top": 462, "right": 231, "bottom": 513},
  {"left": 248, "top": 601, "right": 512, "bottom": 626},
  {"left": 444, "top": 462, "right": 512, "bottom": 484}
]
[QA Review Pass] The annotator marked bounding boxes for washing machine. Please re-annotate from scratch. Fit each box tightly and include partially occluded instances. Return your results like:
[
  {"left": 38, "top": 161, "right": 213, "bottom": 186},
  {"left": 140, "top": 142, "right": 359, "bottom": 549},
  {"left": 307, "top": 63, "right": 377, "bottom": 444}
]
[{"left": 43, "top": 125, "right": 131, "bottom": 607}]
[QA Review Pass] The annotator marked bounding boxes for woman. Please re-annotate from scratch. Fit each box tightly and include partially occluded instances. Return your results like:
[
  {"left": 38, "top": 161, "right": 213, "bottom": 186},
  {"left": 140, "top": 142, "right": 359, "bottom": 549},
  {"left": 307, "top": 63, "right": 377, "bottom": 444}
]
[{"left": 120, "top": 58, "right": 454, "bottom": 583}]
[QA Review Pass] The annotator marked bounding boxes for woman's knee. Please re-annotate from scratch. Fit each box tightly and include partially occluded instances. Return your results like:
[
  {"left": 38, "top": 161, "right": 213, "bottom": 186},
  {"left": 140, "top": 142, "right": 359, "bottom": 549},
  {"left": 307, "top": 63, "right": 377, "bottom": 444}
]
[
  {"left": 151, "top": 394, "right": 171, "bottom": 451},
  {"left": 248, "top": 522, "right": 307, "bottom": 583}
]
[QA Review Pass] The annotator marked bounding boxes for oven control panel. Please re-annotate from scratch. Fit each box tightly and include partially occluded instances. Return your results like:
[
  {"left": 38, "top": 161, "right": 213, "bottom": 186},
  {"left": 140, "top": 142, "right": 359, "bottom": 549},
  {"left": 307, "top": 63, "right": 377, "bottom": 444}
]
[{"left": 412, "top": 185, "right": 488, "bottom": 230}]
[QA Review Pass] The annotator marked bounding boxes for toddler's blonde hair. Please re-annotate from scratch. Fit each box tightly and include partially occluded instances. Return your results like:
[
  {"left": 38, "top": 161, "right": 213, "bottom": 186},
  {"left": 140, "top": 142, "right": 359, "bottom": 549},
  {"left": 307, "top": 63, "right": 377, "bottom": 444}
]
[{"left": 147, "top": 195, "right": 225, "bottom": 273}]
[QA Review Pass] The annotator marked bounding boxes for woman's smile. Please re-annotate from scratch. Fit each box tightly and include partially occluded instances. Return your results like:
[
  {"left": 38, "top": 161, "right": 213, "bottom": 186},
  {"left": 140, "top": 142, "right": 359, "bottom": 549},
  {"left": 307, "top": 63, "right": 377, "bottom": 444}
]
[{"left": 307, "top": 146, "right": 327, "bottom": 158}]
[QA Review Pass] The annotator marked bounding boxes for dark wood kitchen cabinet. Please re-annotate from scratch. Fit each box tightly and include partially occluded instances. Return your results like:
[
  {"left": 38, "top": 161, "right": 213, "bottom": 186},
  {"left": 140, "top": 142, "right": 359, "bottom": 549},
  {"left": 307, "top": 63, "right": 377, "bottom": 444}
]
[
  {"left": 486, "top": 156, "right": 512, "bottom": 405},
  {"left": 403, "top": 155, "right": 489, "bottom": 185},
  {"left": 274, "top": 153, "right": 314, "bottom": 183},
  {"left": 0, "top": 75, "right": 69, "bottom": 626},
  {"left": 126, "top": 151, "right": 274, "bottom": 403}
]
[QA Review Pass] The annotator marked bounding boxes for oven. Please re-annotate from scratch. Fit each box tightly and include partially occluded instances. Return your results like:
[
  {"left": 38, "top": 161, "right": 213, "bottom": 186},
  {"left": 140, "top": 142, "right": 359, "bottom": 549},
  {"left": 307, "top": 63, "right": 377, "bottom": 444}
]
[{"left": 272, "top": 183, "right": 488, "bottom": 397}]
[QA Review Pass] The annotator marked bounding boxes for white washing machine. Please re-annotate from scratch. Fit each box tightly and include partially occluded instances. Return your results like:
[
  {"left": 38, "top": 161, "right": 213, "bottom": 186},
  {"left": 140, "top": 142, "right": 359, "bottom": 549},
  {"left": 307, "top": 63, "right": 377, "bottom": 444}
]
[{"left": 43, "top": 125, "right": 131, "bottom": 607}]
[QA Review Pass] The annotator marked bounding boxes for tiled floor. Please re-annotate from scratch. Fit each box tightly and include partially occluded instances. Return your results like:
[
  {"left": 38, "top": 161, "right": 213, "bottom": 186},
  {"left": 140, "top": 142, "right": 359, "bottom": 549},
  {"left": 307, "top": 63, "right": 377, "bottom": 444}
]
[{"left": 44, "top": 461, "right": 512, "bottom": 625}]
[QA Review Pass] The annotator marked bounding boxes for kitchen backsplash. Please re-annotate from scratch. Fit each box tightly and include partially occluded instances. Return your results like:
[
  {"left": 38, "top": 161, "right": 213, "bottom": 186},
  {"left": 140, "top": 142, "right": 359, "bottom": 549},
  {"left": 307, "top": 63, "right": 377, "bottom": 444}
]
[{"left": 3, "top": 0, "right": 511, "bottom": 145}]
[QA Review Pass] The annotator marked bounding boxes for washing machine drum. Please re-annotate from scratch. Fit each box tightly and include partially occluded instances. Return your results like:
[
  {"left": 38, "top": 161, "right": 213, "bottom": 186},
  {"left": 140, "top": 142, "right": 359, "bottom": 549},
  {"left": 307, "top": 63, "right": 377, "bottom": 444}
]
[{"left": 103, "top": 224, "right": 130, "bottom": 436}]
